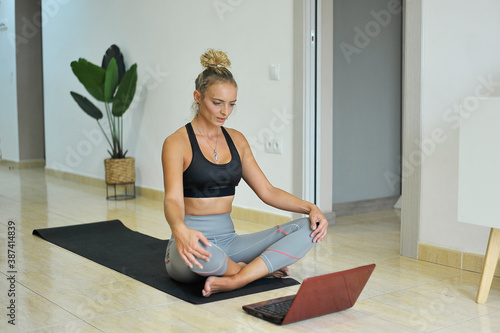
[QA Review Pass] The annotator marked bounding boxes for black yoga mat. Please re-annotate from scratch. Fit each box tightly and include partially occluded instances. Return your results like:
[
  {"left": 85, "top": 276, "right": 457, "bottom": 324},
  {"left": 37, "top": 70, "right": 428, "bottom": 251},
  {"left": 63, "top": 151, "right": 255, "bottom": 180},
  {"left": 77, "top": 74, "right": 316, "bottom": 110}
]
[{"left": 32, "top": 220, "right": 299, "bottom": 304}]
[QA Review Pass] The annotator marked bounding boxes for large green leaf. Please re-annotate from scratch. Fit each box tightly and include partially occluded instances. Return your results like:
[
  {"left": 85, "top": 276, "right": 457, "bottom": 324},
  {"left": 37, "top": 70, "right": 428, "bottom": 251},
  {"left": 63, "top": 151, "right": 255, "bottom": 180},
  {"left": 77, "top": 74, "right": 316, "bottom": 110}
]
[
  {"left": 70, "top": 91, "right": 103, "bottom": 120},
  {"left": 104, "top": 58, "right": 119, "bottom": 103},
  {"left": 70, "top": 58, "right": 106, "bottom": 102},
  {"left": 112, "top": 63, "right": 138, "bottom": 117},
  {"left": 102, "top": 44, "right": 125, "bottom": 82}
]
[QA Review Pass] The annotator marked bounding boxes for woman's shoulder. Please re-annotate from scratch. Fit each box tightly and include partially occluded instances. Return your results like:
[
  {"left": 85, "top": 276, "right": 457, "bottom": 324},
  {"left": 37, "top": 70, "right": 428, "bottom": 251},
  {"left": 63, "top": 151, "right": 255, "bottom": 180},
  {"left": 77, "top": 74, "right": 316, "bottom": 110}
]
[
  {"left": 224, "top": 127, "right": 250, "bottom": 150},
  {"left": 163, "top": 125, "right": 189, "bottom": 150},
  {"left": 224, "top": 127, "right": 246, "bottom": 141}
]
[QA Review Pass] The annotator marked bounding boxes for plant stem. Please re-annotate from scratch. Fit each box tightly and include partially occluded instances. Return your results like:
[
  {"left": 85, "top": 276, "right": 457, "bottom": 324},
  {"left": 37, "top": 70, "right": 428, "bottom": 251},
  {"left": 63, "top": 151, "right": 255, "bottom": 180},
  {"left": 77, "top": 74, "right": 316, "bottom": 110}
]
[
  {"left": 104, "top": 102, "right": 119, "bottom": 158},
  {"left": 96, "top": 120, "right": 113, "bottom": 151},
  {"left": 120, "top": 116, "right": 124, "bottom": 157},
  {"left": 116, "top": 115, "right": 120, "bottom": 157}
]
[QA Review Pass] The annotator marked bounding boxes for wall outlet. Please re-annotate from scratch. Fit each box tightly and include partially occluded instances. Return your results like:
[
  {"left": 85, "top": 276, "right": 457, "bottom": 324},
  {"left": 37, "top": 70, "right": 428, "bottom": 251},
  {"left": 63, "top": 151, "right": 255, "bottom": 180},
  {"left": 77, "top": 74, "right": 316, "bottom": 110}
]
[{"left": 264, "top": 137, "right": 283, "bottom": 154}]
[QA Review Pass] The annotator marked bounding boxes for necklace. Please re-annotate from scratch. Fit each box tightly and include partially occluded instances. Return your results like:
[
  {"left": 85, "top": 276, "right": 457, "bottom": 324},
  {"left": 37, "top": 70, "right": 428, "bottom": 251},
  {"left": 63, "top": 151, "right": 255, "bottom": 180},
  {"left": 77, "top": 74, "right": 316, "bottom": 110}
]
[{"left": 193, "top": 121, "right": 219, "bottom": 162}]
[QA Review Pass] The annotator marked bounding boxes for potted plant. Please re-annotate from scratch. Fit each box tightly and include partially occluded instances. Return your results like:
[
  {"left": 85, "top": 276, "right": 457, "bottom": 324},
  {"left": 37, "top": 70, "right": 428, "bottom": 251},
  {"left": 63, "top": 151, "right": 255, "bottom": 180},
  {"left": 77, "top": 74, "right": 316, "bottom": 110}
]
[{"left": 70, "top": 44, "right": 138, "bottom": 194}]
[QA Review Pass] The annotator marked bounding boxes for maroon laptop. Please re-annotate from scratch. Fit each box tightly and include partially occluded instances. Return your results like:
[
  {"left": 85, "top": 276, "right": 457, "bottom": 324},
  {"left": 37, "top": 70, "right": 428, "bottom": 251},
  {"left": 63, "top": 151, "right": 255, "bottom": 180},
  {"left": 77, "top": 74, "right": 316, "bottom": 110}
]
[{"left": 242, "top": 264, "right": 375, "bottom": 325}]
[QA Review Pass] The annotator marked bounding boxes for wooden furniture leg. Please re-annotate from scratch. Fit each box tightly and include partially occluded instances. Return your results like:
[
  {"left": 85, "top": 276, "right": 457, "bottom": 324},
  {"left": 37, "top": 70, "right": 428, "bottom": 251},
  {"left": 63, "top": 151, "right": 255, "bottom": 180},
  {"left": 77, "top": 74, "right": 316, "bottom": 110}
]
[{"left": 476, "top": 228, "right": 500, "bottom": 303}]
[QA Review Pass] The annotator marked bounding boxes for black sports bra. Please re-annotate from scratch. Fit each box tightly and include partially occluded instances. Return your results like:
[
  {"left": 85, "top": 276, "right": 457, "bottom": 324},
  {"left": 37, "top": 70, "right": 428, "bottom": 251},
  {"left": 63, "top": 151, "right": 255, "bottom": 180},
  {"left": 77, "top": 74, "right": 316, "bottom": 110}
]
[{"left": 183, "top": 123, "right": 242, "bottom": 198}]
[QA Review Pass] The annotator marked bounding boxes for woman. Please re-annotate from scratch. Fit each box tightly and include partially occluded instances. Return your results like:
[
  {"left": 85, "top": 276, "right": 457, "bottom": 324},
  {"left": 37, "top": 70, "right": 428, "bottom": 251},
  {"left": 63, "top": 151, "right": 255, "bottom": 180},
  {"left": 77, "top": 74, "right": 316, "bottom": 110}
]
[{"left": 162, "top": 49, "right": 328, "bottom": 297}]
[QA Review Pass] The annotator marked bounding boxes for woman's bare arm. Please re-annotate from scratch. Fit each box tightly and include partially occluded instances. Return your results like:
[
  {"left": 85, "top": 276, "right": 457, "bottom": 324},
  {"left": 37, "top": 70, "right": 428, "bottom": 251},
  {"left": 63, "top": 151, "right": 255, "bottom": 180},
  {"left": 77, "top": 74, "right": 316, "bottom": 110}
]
[
  {"left": 229, "top": 129, "right": 328, "bottom": 242},
  {"left": 162, "top": 131, "right": 211, "bottom": 268}
]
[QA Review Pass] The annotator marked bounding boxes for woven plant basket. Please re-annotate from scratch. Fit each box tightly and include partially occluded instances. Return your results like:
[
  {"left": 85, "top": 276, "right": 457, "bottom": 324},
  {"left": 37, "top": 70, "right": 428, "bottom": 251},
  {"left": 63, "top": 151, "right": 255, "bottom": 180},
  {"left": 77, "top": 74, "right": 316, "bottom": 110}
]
[{"left": 104, "top": 157, "right": 135, "bottom": 185}]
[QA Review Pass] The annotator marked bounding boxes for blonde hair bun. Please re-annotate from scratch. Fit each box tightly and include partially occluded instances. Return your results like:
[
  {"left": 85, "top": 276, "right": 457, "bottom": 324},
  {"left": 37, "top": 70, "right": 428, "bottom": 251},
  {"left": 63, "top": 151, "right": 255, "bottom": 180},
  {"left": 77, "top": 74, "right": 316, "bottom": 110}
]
[{"left": 200, "top": 49, "right": 231, "bottom": 69}]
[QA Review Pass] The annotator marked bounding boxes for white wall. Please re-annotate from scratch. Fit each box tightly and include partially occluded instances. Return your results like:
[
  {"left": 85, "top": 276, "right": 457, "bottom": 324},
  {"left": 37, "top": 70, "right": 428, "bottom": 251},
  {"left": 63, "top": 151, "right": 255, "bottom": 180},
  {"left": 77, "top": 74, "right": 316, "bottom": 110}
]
[
  {"left": 420, "top": 0, "right": 500, "bottom": 254},
  {"left": 0, "top": 0, "right": 19, "bottom": 161},
  {"left": 42, "top": 0, "right": 296, "bottom": 216}
]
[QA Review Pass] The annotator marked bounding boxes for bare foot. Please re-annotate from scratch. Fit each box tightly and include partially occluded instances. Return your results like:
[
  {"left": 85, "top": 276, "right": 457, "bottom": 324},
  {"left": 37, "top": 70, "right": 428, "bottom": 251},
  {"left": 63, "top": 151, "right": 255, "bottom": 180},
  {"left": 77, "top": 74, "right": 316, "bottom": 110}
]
[
  {"left": 202, "top": 257, "right": 270, "bottom": 297},
  {"left": 266, "top": 267, "right": 290, "bottom": 278},
  {"left": 202, "top": 276, "right": 238, "bottom": 297}
]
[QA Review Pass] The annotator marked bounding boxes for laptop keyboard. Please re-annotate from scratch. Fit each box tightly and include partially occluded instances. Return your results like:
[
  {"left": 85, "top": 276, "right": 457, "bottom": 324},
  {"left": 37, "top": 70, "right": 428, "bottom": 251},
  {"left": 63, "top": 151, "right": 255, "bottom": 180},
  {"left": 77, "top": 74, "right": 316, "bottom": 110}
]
[{"left": 255, "top": 299, "right": 294, "bottom": 316}]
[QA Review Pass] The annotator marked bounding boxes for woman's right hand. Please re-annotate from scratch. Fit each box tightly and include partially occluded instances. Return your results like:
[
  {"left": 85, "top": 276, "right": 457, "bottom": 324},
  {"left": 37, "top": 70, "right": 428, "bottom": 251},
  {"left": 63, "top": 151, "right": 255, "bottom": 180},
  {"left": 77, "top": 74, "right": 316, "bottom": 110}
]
[{"left": 173, "top": 226, "right": 212, "bottom": 269}]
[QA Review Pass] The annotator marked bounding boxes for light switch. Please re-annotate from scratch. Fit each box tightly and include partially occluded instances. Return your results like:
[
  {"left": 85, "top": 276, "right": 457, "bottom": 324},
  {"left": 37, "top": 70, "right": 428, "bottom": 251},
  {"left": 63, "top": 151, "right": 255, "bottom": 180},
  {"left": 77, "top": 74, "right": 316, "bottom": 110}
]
[{"left": 269, "top": 64, "right": 280, "bottom": 81}]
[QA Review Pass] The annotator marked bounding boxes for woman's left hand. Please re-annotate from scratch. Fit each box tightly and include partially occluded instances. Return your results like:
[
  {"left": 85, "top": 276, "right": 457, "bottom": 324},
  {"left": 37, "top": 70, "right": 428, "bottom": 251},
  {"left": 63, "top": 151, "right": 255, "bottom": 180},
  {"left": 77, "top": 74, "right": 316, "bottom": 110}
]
[{"left": 309, "top": 206, "right": 328, "bottom": 243}]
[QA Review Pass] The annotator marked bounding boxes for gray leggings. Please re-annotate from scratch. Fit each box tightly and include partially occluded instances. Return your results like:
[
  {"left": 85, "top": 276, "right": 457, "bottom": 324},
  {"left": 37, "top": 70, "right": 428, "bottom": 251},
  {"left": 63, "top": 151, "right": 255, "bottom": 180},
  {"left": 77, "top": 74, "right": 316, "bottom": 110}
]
[{"left": 165, "top": 213, "right": 316, "bottom": 283}]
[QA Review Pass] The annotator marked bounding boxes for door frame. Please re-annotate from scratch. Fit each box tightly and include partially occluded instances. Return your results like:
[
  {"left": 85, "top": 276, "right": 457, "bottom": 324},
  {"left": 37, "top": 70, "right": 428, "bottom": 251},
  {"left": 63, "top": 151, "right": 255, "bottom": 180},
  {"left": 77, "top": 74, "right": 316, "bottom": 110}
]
[
  {"left": 298, "top": 0, "right": 334, "bottom": 216},
  {"left": 301, "top": 0, "right": 419, "bottom": 258},
  {"left": 400, "top": 0, "right": 422, "bottom": 258}
]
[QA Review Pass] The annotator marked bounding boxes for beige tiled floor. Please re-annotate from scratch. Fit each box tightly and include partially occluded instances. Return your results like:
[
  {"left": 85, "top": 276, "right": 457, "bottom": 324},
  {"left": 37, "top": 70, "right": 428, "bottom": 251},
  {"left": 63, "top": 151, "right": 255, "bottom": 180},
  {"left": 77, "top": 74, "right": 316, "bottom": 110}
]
[{"left": 1, "top": 165, "right": 499, "bottom": 332}]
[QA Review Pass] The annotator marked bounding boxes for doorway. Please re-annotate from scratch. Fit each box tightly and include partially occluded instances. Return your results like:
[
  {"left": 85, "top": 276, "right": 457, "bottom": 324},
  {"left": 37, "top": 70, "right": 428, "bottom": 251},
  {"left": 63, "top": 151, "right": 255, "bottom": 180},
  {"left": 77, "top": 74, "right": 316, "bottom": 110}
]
[
  {"left": 331, "top": 0, "right": 402, "bottom": 216},
  {"left": 16, "top": 0, "right": 45, "bottom": 165}
]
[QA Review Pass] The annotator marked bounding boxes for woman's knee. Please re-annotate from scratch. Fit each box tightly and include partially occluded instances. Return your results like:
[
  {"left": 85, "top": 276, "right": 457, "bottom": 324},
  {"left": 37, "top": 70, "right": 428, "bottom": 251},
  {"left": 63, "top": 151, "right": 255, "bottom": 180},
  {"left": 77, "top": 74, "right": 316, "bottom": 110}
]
[
  {"left": 191, "top": 242, "right": 229, "bottom": 277},
  {"left": 280, "top": 217, "right": 311, "bottom": 234},
  {"left": 165, "top": 240, "right": 203, "bottom": 283},
  {"left": 165, "top": 239, "right": 230, "bottom": 280}
]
